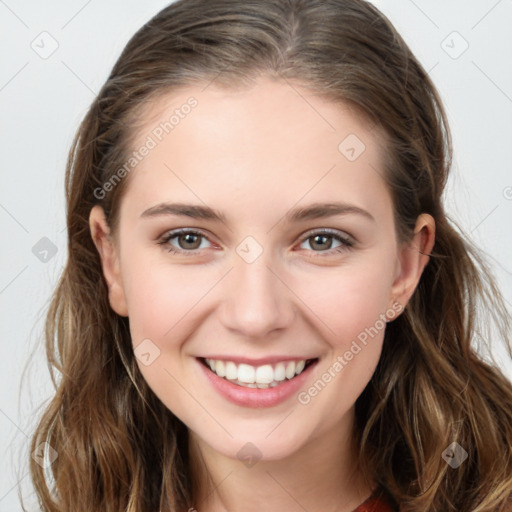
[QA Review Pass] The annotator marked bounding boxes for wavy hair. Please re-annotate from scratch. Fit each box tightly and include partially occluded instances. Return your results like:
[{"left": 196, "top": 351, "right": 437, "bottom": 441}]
[{"left": 27, "top": 1, "right": 512, "bottom": 511}]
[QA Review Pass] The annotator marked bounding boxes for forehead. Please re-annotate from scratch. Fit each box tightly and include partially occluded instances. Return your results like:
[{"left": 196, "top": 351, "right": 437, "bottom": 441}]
[
  {"left": 121, "top": 78, "right": 392, "bottom": 226},
  {"left": 131, "top": 78, "right": 382, "bottom": 150}
]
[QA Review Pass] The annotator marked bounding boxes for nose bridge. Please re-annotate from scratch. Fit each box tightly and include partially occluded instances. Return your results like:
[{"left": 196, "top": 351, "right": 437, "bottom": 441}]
[{"left": 219, "top": 241, "right": 294, "bottom": 337}]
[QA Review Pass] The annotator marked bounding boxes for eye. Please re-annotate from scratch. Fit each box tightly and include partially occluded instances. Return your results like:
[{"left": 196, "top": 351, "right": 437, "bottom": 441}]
[
  {"left": 298, "top": 229, "right": 354, "bottom": 255},
  {"left": 158, "top": 229, "right": 213, "bottom": 255}
]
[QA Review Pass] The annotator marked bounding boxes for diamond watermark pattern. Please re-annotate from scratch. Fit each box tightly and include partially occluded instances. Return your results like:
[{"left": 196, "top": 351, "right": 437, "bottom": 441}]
[
  {"left": 441, "top": 31, "right": 469, "bottom": 60},
  {"left": 442, "top": 442, "right": 468, "bottom": 468},
  {"left": 236, "top": 236, "right": 263, "bottom": 264},
  {"left": 338, "top": 134, "right": 366, "bottom": 161},
  {"left": 32, "top": 237, "right": 58, "bottom": 263},
  {"left": 30, "top": 31, "right": 59, "bottom": 59},
  {"left": 134, "top": 338, "right": 161, "bottom": 366},
  {"left": 32, "top": 442, "right": 58, "bottom": 468},
  {"left": 237, "top": 442, "right": 262, "bottom": 468}
]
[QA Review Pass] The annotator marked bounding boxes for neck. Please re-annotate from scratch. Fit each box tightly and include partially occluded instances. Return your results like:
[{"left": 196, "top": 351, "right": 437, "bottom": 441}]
[{"left": 187, "top": 407, "right": 374, "bottom": 512}]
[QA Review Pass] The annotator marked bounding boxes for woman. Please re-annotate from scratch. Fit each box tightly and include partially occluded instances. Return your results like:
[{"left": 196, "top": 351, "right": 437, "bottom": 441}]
[{"left": 28, "top": 1, "right": 512, "bottom": 511}]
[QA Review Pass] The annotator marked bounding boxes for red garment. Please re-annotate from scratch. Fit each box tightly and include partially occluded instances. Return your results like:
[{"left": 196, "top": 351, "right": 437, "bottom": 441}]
[{"left": 352, "top": 486, "right": 396, "bottom": 512}]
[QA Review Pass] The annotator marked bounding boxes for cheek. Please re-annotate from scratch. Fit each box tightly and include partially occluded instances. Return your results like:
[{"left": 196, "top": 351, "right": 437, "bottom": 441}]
[
  {"left": 122, "top": 250, "right": 218, "bottom": 343},
  {"left": 292, "top": 254, "right": 396, "bottom": 413},
  {"left": 291, "top": 252, "right": 396, "bottom": 349},
  {"left": 121, "top": 254, "right": 213, "bottom": 416}
]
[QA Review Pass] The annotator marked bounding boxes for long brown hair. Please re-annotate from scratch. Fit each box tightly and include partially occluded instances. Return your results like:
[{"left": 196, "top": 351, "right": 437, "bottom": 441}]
[{"left": 27, "top": 1, "right": 512, "bottom": 511}]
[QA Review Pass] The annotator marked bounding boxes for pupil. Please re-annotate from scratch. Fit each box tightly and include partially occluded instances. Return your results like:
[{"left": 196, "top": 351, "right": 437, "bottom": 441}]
[
  {"left": 180, "top": 233, "right": 200, "bottom": 249},
  {"left": 312, "top": 235, "right": 331, "bottom": 250}
]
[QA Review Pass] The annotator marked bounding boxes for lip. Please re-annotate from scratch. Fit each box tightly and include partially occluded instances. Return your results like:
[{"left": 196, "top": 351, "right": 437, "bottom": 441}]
[
  {"left": 200, "top": 355, "right": 317, "bottom": 366},
  {"left": 196, "top": 357, "right": 319, "bottom": 408}
]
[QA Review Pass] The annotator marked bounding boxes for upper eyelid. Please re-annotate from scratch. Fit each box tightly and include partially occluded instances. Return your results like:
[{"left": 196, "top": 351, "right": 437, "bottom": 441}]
[
  {"left": 161, "top": 227, "right": 213, "bottom": 240},
  {"left": 300, "top": 227, "right": 354, "bottom": 242}
]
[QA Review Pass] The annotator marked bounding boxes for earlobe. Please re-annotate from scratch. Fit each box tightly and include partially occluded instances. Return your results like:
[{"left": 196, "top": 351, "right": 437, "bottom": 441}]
[
  {"left": 89, "top": 205, "right": 129, "bottom": 317},
  {"left": 389, "top": 213, "right": 436, "bottom": 313}
]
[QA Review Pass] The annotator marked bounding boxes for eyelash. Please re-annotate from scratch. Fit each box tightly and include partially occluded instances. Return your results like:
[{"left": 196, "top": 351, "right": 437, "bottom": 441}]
[{"left": 157, "top": 228, "right": 354, "bottom": 257}]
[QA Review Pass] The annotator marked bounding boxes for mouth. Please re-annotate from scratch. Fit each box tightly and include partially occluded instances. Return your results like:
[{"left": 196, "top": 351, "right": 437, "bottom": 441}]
[{"left": 198, "top": 356, "right": 319, "bottom": 389}]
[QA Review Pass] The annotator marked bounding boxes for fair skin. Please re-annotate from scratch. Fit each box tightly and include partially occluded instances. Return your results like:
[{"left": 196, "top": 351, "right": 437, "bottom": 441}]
[{"left": 90, "top": 78, "right": 435, "bottom": 512}]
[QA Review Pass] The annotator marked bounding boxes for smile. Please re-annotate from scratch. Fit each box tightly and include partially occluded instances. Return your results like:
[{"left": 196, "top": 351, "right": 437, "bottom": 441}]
[{"left": 200, "top": 357, "right": 318, "bottom": 389}]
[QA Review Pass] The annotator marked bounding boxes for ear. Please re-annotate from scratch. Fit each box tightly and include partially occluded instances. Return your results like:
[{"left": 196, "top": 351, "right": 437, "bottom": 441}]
[
  {"left": 89, "top": 205, "right": 128, "bottom": 317},
  {"left": 388, "top": 213, "right": 435, "bottom": 316}
]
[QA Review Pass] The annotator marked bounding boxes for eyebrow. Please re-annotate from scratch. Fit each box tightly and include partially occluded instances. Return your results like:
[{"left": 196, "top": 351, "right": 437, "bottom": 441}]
[
  {"left": 285, "top": 202, "right": 375, "bottom": 223},
  {"left": 140, "top": 202, "right": 227, "bottom": 222},
  {"left": 140, "top": 202, "right": 375, "bottom": 223}
]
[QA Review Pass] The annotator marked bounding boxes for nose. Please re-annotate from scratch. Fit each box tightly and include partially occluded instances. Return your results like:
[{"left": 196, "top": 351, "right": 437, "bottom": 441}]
[{"left": 218, "top": 251, "right": 296, "bottom": 339}]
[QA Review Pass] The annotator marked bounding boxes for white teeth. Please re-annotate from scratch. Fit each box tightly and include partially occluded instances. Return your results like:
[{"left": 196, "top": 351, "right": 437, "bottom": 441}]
[
  {"left": 255, "top": 364, "right": 274, "bottom": 384},
  {"left": 274, "top": 362, "right": 286, "bottom": 381},
  {"left": 204, "top": 357, "right": 313, "bottom": 387},
  {"left": 285, "top": 361, "right": 296, "bottom": 379},
  {"left": 225, "top": 361, "right": 238, "bottom": 380},
  {"left": 295, "top": 360, "right": 305, "bottom": 375},
  {"left": 237, "top": 363, "right": 256, "bottom": 383},
  {"left": 215, "top": 360, "right": 226, "bottom": 378}
]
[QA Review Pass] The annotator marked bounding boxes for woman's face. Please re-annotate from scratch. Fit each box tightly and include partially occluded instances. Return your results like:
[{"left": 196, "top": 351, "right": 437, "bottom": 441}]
[{"left": 91, "top": 78, "right": 432, "bottom": 462}]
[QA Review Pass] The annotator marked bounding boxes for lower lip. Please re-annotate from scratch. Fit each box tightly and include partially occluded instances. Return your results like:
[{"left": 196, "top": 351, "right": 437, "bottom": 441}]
[{"left": 196, "top": 358, "right": 318, "bottom": 408}]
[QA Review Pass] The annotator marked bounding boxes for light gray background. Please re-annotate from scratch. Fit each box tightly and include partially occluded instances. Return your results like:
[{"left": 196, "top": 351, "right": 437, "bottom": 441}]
[{"left": 1, "top": 1, "right": 511, "bottom": 510}]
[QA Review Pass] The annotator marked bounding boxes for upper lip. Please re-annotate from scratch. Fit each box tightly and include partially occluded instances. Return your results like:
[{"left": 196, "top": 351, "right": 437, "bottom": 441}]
[{"left": 199, "top": 355, "right": 319, "bottom": 366}]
